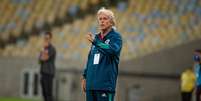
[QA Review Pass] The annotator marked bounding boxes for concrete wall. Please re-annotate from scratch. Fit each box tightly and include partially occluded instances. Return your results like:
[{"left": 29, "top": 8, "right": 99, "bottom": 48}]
[{"left": 0, "top": 57, "right": 39, "bottom": 97}]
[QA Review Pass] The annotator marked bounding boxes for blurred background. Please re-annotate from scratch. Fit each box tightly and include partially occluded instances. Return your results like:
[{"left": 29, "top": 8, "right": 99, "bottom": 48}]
[{"left": 0, "top": 0, "right": 201, "bottom": 101}]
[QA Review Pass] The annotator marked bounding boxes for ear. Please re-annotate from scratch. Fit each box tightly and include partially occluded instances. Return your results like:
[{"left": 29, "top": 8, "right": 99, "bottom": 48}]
[
  {"left": 110, "top": 20, "right": 114, "bottom": 26},
  {"left": 109, "top": 21, "right": 113, "bottom": 26}
]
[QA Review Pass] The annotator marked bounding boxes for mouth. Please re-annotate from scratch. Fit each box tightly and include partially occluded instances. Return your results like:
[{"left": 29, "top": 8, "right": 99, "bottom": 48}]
[{"left": 100, "top": 24, "right": 105, "bottom": 27}]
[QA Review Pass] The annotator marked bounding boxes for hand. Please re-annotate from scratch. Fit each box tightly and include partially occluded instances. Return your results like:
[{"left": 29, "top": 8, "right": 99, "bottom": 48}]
[
  {"left": 81, "top": 78, "right": 86, "bottom": 93},
  {"left": 41, "top": 49, "right": 49, "bottom": 61},
  {"left": 85, "top": 32, "right": 94, "bottom": 43}
]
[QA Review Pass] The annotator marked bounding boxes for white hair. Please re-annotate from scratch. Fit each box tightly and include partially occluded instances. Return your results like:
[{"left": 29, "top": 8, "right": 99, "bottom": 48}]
[{"left": 97, "top": 7, "right": 116, "bottom": 26}]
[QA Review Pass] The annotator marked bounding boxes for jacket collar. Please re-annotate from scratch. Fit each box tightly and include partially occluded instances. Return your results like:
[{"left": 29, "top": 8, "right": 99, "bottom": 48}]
[{"left": 98, "top": 28, "right": 114, "bottom": 40}]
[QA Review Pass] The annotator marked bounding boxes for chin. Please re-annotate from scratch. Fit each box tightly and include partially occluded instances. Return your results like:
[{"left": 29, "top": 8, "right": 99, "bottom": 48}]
[{"left": 100, "top": 27, "right": 107, "bottom": 30}]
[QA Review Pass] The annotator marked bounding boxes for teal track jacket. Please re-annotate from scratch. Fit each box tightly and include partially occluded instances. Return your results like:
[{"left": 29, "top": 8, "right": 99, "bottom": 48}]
[{"left": 83, "top": 28, "right": 122, "bottom": 92}]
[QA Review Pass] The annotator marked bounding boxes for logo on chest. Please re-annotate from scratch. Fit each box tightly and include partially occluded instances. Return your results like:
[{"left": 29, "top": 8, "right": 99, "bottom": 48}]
[{"left": 104, "top": 39, "right": 110, "bottom": 44}]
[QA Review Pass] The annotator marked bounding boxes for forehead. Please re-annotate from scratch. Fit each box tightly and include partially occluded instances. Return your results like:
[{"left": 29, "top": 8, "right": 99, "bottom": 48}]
[
  {"left": 44, "top": 34, "right": 51, "bottom": 38},
  {"left": 97, "top": 13, "right": 109, "bottom": 18},
  {"left": 44, "top": 34, "right": 49, "bottom": 37}
]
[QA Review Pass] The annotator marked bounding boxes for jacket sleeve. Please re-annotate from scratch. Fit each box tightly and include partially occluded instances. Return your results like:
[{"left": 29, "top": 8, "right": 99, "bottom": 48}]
[
  {"left": 48, "top": 47, "right": 56, "bottom": 61},
  {"left": 38, "top": 52, "right": 43, "bottom": 64},
  {"left": 92, "top": 34, "right": 122, "bottom": 56}
]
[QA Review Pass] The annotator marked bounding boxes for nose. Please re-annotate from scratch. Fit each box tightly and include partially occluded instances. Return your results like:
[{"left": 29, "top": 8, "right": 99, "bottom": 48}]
[
  {"left": 99, "top": 21, "right": 103, "bottom": 25},
  {"left": 100, "top": 20, "right": 104, "bottom": 24}
]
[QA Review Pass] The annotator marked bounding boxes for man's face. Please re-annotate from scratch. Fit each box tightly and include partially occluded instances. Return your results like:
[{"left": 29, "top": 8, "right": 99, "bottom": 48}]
[
  {"left": 43, "top": 34, "right": 51, "bottom": 47},
  {"left": 194, "top": 52, "right": 201, "bottom": 62},
  {"left": 98, "top": 13, "right": 112, "bottom": 31},
  {"left": 194, "top": 52, "right": 201, "bottom": 57}
]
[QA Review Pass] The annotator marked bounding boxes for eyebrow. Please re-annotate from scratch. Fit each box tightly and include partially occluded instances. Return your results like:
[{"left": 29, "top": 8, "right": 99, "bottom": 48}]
[{"left": 98, "top": 16, "right": 110, "bottom": 19}]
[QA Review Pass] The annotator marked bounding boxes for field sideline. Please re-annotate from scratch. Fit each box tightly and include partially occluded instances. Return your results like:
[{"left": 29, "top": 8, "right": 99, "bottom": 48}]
[{"left": 0, "top": 97, "right": 40, "bottom": 101}]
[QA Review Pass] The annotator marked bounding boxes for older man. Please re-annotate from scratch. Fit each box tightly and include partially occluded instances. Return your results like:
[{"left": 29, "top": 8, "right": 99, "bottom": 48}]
[{"left": 81, "top": 8, "right": 122, "bottom": 101}]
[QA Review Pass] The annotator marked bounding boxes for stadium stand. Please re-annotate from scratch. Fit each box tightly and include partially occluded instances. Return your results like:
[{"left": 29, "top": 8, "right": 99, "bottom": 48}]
[{"left": 1, "top": 0, "right": 201, "bottom": 62}]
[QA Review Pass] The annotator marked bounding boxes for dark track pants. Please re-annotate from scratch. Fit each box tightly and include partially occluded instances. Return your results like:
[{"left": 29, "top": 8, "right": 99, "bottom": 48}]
[
  {"left": 181, "top": 91, "right": 192, "bottom": 101},
  {"left": 196, "top": 85, "right": 201, "bottom": 101},
  {"left": 41, "top": 74, "right": 54, "bottom": 101}
]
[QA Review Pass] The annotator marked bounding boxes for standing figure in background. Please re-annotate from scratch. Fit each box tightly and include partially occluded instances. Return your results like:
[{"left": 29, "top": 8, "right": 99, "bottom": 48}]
[
  {"left": 39, "top": 32, "right": 56, "bottom": 101},
  {"left": 194, "top": 49, "right": 201, "bottom": 101},
  {"left": 181, "top": 68, "right": 196, "bottom": 101}
]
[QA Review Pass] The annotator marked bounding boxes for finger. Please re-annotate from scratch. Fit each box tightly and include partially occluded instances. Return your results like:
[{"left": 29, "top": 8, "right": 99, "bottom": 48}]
[
  {"left": 81, "top": 81, "right": 85, "bottom": 92},
  {"left": 83, "top": 86, "right": 86, "bottom": 93},
  {"left": 86, "top": 34, "right": 91, "bottom": 39},
  {"left": 86, "top": 37, "right": 92, "bottom": 42},
  {"left": 83, "top": 85, "right": 86, "bottom": 92},
  {"left": 88, "top": 32, "right": 93, "bottom": 38},
  {"left": 88, "top": 32, "right": 92, "bottom": 35},
  {"left": 85, "top": 35, "right": 90, "bottom": 40},
  {"left": 84, "top": 88, "right": 86, "bottom": 93}
]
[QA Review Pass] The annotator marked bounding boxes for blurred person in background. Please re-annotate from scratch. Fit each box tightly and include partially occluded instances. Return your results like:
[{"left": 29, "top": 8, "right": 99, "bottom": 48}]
[
  {"left": 81, "top": 8, "right": 122, "bottom": 101},
  {"left": 194, "top": 49, "right": 201, "bottom": 101},
  {"left": 39, "top": 32, "right": 56, "bottom": 101},
  {"left": 181, "top": 68, "right": 196, "bottom": 101}
]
